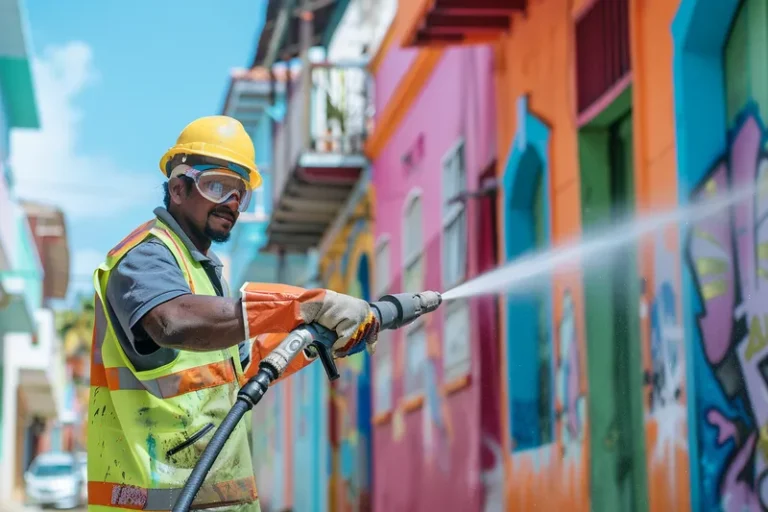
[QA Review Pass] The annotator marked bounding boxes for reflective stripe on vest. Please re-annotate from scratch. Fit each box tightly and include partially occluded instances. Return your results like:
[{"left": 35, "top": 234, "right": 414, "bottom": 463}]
[
  {"left": 90, "top": 360, "right": 237, "bottom": 399},
  {"left": 88, "top": 476, "right": 258, "bottom": 510},
  {"left": 87, "top": 217, "right": 254, "bottom": 511}
]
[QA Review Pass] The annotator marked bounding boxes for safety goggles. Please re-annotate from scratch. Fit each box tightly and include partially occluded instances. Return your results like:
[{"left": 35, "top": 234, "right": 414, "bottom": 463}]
[{"left": 171, "top": 163, "right": 253, "bottom": 213}]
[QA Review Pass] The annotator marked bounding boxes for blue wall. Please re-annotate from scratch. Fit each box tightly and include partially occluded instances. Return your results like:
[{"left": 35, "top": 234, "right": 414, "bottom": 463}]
[
  {"left": 501, "top": 95, "right": 554, "bottom": 451},
  {"left": 292, "top": 362, "right": 330, "bottom": 512}
]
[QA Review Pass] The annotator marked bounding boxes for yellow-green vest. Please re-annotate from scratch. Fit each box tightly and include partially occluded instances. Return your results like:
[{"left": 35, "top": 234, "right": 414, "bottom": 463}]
[{"left": 87, "top": 218, "right": 260, "bottom": 512}]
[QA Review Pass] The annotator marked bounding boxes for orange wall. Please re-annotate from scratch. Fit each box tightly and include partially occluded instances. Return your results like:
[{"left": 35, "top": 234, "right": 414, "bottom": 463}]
[
  {"left": 493, "top": 0, "right": 589, "bottom": 510},
  {"left": 493, "top": 0, "right": 687, "bottom": 510}
]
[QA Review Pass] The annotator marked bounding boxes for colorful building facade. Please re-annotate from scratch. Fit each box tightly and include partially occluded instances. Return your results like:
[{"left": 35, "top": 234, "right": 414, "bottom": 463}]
[
  {"left": 365, "top": 9, "right": 502, "bottom": 508},
  {"left": 237, "top": 0, "right": 768, "bottom": 509},
  {"left": 397, "top": 0, "right": 686, "bottom": 510}
]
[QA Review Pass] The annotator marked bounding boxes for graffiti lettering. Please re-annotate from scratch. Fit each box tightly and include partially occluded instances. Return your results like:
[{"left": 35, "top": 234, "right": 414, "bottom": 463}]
[
  {"left": 688, "top": 109, "right": 768, "bottom": 511},
  {"left": 746, "top": 315, "right": 768, "bottom": 362}
]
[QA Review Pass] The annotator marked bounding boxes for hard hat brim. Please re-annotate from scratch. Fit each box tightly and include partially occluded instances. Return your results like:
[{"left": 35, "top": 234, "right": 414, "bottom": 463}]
[{"left": 159, "top": 143, "right": 262, "bottom": 189}]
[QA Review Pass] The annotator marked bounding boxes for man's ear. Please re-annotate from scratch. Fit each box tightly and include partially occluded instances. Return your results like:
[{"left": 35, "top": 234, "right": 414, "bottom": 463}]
[{"left": 168, "top": 177, "right": 187, "bottom": 206}]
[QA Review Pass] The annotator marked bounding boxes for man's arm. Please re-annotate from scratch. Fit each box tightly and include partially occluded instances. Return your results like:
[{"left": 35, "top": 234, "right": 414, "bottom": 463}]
[
  {"left": 141, "top": 295, "right": 246, "bottom": 352},
  {"left": 108, "top": 241, "right": 377, "bottom": 355}
]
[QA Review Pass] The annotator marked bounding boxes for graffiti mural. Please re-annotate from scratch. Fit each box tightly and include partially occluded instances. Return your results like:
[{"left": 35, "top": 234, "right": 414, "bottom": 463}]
[
  {"left": 649, "top": 235, "right": 688, "bottom": 450},
  {"left": 687, "top": 108, "right": 768, "bottom": 511},
  {"left": 556, "top": 290, "right": 586, "bottom": 459},
  {"left": 642, "top": 230, "right": 690, "bottom": 508},
  {"left": 332, "top": 246, "right": 373, "bottom": 512}
]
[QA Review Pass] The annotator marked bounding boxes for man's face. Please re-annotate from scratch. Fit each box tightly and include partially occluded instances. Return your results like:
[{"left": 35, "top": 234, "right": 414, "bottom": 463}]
[{"left": 169, "top": 176, "right": 241, "bottom": 243}]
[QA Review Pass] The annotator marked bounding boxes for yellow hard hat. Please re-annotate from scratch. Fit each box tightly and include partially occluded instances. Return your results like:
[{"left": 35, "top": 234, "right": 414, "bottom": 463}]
[{"left": 159, "top": 115, "right": 262, "bottom": 189}]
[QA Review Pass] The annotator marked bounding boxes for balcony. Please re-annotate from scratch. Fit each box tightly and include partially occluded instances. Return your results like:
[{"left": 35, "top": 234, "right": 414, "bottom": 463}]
[
  {"left": 265, "top": 61, "right": 371, "bottom": 252},
  {"left": 400, "top": 0, "right": 525, "bottom": 47},
  {"left": 0, "top": 205, "right": 43, "bottom": 334}
]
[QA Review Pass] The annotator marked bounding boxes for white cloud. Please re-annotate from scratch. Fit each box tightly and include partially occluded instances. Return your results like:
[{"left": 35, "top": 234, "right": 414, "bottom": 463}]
[{"left": 9, "top": 41, "right": 159, "bottom": 218}]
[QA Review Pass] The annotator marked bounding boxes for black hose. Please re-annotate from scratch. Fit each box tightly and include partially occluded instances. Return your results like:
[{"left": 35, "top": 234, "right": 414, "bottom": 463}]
[{"left": 171, "top": 400, "right": 250, "bottom": 512}]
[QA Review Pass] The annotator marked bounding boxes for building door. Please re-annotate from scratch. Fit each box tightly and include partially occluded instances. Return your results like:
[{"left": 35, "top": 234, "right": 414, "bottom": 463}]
[{"left": 579, "top": 88, "right": 648, "bottom": 512}]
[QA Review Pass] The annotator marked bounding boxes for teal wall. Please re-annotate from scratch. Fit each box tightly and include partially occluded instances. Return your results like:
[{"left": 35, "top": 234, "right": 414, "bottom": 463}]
[{"left": 501, "top": 96, "right": 554, "bottom": 451}]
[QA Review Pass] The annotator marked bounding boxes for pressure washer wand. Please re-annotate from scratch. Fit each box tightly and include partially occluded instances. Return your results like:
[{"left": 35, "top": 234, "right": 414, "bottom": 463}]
[{"left": 171, "top": 291, "right": 442, "bottom": 512}]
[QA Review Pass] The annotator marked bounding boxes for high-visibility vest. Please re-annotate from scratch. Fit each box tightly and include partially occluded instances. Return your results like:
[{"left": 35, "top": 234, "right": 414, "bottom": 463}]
[{"left": 87, "top": 218, "right": 260, "bottom": 512}]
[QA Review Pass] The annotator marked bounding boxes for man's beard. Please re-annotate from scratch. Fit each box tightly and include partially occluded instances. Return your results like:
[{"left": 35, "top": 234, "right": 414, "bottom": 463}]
[{"left": 204, "top": 223, "right": 231, "bottom": 243}]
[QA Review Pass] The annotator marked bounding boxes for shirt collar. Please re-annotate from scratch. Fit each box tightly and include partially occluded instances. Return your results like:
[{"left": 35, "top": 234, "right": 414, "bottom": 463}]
[{"left": 153, "top": 207, "right": 223, "bottom": 268}]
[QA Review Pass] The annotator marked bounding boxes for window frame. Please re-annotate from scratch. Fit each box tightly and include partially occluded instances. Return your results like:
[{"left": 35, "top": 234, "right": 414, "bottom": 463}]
[
  {"left": 442, "top": 298, "right": 472, "bottom": 386},
  {"left": 402, "top": 188, "right": 424, "bottom": 292},
  {"left": 403, "top": 319, "right": 428, "bottom": 406},
  {"left": 441, "top": 138, "right": 468, "bottom": 291}
]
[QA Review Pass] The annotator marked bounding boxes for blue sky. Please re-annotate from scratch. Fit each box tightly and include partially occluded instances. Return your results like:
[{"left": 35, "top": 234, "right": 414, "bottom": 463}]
[{"left": 11, "top": 0, "right": 267, "bottom": 305}]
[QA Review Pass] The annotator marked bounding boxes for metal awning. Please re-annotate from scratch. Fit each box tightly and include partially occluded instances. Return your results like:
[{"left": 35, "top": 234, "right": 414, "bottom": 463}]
[
  {"left": 21, "top": 201, "right": 70, "bottom": 300},
  {"left": 404, "top": 0, "right": 525, "bottom": 46},
  {"left": 19, "top": 368, "right": 57, "bottom": 418}
]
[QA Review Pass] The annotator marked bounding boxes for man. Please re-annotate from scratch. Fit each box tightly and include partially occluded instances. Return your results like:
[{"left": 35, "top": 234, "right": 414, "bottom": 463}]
[{"left": 86, "top": 116, "right": 379, "bottom": 512}]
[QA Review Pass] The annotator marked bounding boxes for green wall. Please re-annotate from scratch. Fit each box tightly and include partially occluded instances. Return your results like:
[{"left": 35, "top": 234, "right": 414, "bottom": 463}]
[
  {"left": 724, "top": 0, "right": 768, "bottom": 123},
  {"left": 578, "top": 86, "right": 649, "bottom": 512}
]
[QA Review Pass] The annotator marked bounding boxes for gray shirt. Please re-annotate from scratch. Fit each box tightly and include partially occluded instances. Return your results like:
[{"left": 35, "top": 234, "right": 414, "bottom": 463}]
[{"left": 105, "top": 207, "right": 249, "bottom": 372}]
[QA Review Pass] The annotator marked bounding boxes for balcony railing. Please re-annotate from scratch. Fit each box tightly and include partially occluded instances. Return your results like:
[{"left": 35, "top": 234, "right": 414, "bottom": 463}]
[{"left": 272, "top": 61, "right": 373, "bottom": 203}]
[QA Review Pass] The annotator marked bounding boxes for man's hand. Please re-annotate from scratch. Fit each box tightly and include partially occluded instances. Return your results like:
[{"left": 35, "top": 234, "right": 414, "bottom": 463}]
[
  {"left": 306, "top": 290, "right": 380, "bottom": 357},
  {"left": 240, "top": 283, "right": 380, "bottom": 357}
]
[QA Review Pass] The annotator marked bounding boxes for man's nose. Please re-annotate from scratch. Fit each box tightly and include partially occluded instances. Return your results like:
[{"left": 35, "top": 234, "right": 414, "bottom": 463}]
[{"left": 223, "top": 192, "right": 241, "bottom": 211}]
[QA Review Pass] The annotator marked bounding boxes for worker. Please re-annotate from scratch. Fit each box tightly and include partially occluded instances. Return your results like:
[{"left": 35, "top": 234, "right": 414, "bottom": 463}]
[{"left": 86, "top": 116, "right": 379, "bottom": 512}]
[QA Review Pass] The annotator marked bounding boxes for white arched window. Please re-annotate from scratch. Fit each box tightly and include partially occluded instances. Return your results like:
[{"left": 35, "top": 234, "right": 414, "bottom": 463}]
[
  {"left": 402, "top": 191, "right": 423, "bottom": 292},
  {"left": 441, "top": 139, "right": 471, "bottom": 382},
  {"left": 442, "top": 139, "right": 467, "bottom": 289},
  {"left": 402, "top": 191, "right": 426, "bottom": 398}
]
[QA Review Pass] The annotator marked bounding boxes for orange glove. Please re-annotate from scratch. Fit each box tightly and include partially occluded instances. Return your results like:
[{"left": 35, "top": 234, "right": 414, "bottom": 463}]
[{"left": 240, "top": 282, "right": 379, "bottom": 357}]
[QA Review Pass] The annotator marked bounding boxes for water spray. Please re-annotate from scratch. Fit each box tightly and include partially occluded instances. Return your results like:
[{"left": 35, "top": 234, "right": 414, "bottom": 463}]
[{"left": 442, "top": 179, "right": 761, "bottom": 301}]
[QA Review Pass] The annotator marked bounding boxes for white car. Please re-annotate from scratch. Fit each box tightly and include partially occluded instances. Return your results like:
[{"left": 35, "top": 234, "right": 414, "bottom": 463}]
[
  {"left": 24, "top": 452, "right": 83, "bottom": 509},
  {"left": 75, "top": 451, "right": 87, "bottom": 503}
]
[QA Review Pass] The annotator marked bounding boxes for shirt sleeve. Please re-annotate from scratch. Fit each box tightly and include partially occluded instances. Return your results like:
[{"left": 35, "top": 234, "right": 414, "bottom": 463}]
[{"left": 106, "top": 239, "right": 192, "bottom": 344}]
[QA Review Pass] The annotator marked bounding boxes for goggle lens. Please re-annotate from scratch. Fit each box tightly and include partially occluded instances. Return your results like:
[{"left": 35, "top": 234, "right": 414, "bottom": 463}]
[{"left": 188, "top": 167, "right": 253, "bottom": 212}]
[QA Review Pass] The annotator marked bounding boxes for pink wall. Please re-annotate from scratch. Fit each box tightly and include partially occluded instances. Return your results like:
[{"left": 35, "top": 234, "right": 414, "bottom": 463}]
[
  {"left": 371, "top": 44, "right": 498, "bottom": 511},
  {"left": 374, "top": 48, "right": 419, "bottom": 117}
]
